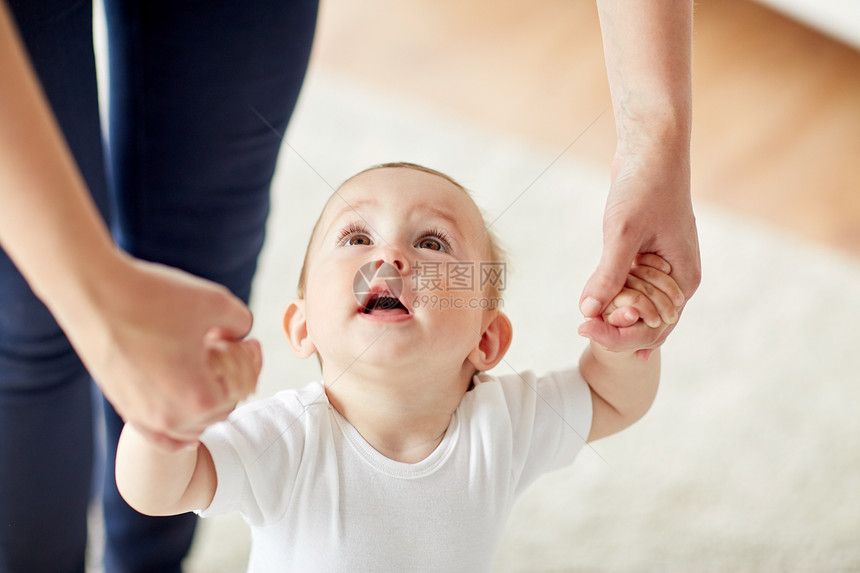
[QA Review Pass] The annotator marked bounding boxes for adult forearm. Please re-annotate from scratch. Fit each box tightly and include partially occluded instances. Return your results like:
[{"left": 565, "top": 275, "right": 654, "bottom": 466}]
[
  {"left": 596, "top": 0, "right": 692, "bottom": 157},
  {"left": 0, "top": 2, "right": 121, "bottom": 314}
]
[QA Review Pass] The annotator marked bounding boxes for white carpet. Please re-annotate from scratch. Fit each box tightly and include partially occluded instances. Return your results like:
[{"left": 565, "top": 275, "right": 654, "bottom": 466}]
[{"left": 182, "top": 68, "right": 860, "bottom": 572}]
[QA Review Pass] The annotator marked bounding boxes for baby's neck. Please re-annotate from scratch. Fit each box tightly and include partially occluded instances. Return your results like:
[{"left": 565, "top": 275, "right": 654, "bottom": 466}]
[{"left": 322, "top": 363, "right": 473, "bottom": 463}]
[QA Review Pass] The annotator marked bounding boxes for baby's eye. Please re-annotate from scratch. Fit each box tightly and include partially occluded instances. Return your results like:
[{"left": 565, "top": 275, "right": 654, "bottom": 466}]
[
  {"left": 415, "top": 231, "right": 450, "bottom": 253},
  {"left": 336, "top": 223, "right": 374, "bottom": 246},
  {"left": 417, "top": 237, "right": 443, "bottom": 251},
  {"left": 343, "top": 233, "right": 373, "bottom": 246}
]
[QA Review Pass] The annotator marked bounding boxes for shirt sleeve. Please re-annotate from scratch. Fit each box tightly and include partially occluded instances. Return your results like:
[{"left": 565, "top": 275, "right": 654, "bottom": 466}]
[
  {"left": 196, "top": 387, "right": 326, "bottom": 527},
  {"left": 490, "top": 367, "right": 593, "bottom": 495}
]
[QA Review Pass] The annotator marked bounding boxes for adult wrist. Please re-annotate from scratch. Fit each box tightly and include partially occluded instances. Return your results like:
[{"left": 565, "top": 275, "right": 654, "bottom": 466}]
[
  {"left": 40, "top": 243, "right": 130, "bottom": 336},
  {"left": 614, "top": 99, "right": 691, "bottom": 161}
]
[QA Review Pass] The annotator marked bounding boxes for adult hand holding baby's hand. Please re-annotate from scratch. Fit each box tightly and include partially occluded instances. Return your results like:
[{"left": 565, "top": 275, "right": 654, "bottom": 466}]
[
  {"left": 64, "top": 256, "right": 262, "bottom": 451},
  {"left": 203, "top": 329, "right": 263, "bottom": 416},
  {"left": 579, "top": 253, "right": 686, "bottom": 361},
  {"left": 579, "top": 150, "right": 701, "bottom": 358}
]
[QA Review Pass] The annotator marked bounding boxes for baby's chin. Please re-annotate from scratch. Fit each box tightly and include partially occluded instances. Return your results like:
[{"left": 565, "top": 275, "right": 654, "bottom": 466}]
[
  {"left": 324, "top": 346, "right": 461, "bottom": 380},
  {"left": 317, "top": 343, "right": 420, "bottom": 372}
]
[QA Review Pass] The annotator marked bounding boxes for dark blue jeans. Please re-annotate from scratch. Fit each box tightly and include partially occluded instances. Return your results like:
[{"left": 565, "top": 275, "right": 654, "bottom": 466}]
[{"left": 0, "top": 1, "right": 317, "bottom": 571}]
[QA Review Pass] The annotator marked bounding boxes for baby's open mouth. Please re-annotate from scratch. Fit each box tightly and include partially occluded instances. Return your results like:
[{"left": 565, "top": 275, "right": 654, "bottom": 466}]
[{"left": 361, "top": 293, "right": 409, "bottom": 315}]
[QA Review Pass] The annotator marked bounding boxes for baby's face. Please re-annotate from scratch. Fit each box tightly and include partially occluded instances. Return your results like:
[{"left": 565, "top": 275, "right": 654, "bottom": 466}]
[{"left": 300, "top": 167, "right": 495, "bottom": 376}]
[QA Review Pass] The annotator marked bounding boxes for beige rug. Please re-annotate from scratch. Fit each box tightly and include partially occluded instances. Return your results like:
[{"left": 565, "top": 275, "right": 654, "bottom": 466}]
[{"left": 171, "top": 68, "right": 860, "bottom": 571}]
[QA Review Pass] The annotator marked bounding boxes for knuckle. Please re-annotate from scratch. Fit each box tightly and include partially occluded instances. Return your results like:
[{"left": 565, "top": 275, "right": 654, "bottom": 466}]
[
  {"left": 607, "top": 217, "right": 640, "bottom": 241},
  {"left": 149, "top": 408, "right": 180, "bottom": 434},
  {"left": 689, "top": 267, "right": 703, "bottom": 291},
  {"left": 632, "top": 267, "right": 652, "bottom": 284},
  {"left": 593, "top": 273, "right": 622, "bottom": 296},
  {"left": 191, "top": 390, "right": 221, "bottom": 414},
  {"left": 183, "top": 381, "right": 223, "bottom": 416},
  {"left": 226, "top": 383, "right": 248, "bottom": 403},
  {"left": 639, "top": 281, "right": 656, "bottom": 298}
]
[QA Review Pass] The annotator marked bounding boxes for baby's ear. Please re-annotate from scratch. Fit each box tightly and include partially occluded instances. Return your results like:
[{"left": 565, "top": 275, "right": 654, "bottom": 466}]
[
  {"left": 283, "top": 299, "right": 317, "bottom": 359},
  {"left": 468, "top": 311, "right": 513, "bottom": 372}
]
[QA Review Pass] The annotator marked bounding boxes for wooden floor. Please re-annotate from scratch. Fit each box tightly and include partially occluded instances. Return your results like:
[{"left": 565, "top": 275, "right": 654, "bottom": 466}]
[{"left": 311, "top": 0, "right": 860, "bottom": 258}]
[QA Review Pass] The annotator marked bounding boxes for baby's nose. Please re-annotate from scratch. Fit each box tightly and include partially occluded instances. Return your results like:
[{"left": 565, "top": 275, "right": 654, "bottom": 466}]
[{"left": 377, "top": 248, "right": 410, "bottom": 275}]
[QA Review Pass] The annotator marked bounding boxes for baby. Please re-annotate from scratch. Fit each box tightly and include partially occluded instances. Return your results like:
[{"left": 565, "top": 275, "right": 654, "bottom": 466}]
[{"left": 116, "top": 162, "right": 684, "bottom": 572}]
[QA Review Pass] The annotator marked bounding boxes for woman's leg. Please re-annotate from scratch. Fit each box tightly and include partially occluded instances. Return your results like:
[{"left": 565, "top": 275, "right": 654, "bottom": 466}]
[
  {"left": 101, "top": 1, "right": 318, "bottom": 570},
  {"left": 0, "top": 1, "right": 109, "bottom": 571}
]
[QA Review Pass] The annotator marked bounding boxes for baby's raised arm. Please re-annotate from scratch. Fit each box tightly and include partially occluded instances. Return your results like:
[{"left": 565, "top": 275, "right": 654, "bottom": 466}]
[
  {"left": 116, "top": 423, "right": 217, "bottom": 516},
  {"left": 115, "top": 336, "right": 259, "bottom": 516},
  {"left": 579, "top": 254, "right": 683, "bottom": 442}
]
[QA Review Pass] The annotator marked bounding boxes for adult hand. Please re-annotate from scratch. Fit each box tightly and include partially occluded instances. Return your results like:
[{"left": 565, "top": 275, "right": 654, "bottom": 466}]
[
  {"left": 579, "top": 151, "right": 701, "bottom": 352},
  {"left": 61, "top": 256, "right": 262, "bottom": 451}
]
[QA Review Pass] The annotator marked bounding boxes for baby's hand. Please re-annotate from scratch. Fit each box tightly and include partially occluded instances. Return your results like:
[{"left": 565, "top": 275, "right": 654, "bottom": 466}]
[
  {"left": 603, "top": 253, "right": 685, "bottom": 329},
  {"left": 202, "top": 331, "right": 262, "bottom": 421}
]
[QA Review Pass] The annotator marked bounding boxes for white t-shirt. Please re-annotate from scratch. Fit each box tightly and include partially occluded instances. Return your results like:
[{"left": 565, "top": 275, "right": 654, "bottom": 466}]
[{"left": 198, "top": 368, "right": 592, "bottom": 572}]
